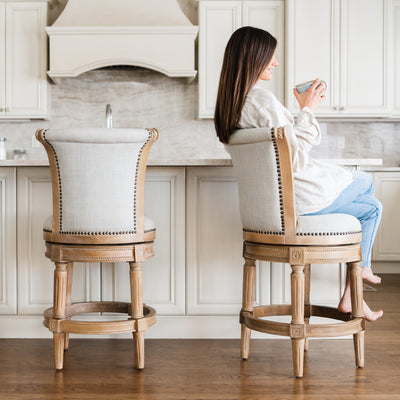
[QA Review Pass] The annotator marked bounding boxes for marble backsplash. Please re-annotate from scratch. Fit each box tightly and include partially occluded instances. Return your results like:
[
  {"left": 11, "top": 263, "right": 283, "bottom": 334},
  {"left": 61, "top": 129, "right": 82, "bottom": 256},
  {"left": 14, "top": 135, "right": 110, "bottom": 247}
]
[{"left": 0, "top": 67, "right": 399, "bottom": 166}]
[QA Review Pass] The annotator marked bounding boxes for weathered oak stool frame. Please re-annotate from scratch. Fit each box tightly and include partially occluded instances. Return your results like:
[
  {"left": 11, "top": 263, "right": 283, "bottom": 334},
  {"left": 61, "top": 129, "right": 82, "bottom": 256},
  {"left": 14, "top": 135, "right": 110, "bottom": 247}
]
[
  {"left": 226, "top": 127, "right": 365, "bottom": 378},
  {"left": 36, "top": 127, "right": 158, "bottom": 371}
]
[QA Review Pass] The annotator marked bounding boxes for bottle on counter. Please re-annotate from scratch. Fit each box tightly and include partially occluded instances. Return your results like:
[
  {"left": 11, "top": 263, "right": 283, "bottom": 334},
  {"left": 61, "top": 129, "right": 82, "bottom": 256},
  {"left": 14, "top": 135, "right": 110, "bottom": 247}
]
[{"left": 0, "top": 138, "right": 6, "bottom": 160}]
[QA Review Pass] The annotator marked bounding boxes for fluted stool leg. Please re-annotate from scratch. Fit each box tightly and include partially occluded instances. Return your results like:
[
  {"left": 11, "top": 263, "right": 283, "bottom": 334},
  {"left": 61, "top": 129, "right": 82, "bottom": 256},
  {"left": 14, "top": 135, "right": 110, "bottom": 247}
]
[
  {"left": 53, "top": 262, "right": 69, "bottom": 371},
  {"left": 64, "top": 263, "right": 73, "bottom": 351},
  {"left": 240, "top": 257, "right": 256, "bottom": 360},
  {"left": 349, "top": 262, "right": 365, "bottom": 368},
  {"left": 291, "top": 264, "right": 305, "bottom": 378},
  {"left": 130, "top": 261, "right": 144, "bottom": 369},
  {"left": 303, "top": 264, "right": 311, "bottom": 351}
]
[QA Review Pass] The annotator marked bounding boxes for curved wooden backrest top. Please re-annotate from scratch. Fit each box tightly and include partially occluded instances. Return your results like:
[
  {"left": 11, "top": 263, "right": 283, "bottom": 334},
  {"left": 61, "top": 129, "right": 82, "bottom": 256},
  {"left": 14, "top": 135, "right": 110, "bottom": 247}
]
[{"left": 36, "top": 127, "right": 158, "bottom": 245}]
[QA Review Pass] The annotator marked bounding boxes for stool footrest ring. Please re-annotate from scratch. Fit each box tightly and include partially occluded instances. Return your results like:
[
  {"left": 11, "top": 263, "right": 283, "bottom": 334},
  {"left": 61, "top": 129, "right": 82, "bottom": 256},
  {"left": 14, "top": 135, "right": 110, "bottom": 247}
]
[
  {"left": 44, "top": 302, "right": 156, "bottom": 335},
  {"left": 241, "top": 304, "right": 364, "bottom": 338}
]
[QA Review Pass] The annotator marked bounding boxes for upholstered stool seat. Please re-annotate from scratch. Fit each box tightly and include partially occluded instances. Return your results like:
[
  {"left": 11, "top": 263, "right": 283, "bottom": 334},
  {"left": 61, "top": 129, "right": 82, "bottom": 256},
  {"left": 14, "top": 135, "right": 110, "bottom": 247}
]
[
  {"left": 244, "top": 213, "right": 361, "bottom": 246},
  {"left": 36, "top": 127, "right": 159, "bottom": 371},
  {"left": 226, "top": 126, "right": 365, "bottom": 378},
  {"left": 43, "top": 215, "right": 156, "bottom": 242}
]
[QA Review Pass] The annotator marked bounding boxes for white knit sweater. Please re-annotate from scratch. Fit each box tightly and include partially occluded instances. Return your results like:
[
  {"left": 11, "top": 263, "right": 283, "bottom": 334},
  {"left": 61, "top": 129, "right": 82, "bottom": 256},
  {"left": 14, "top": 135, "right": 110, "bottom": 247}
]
[{"left": 239, "top": 84, "right": 354, "bottom": 215}]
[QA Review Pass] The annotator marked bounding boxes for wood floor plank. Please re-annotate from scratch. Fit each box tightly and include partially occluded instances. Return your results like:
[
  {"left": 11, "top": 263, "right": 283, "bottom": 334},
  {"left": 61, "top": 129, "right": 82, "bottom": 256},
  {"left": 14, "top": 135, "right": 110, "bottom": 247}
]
[{"left": 0, "top": 274, "right": 399, "bottom": 400}]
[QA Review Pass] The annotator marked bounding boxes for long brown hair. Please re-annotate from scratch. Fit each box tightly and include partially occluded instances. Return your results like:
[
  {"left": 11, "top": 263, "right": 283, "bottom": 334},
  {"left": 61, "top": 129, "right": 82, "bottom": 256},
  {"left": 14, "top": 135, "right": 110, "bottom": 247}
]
[{"left": 214, "top": 26, "right": 277, "bottom": 143}]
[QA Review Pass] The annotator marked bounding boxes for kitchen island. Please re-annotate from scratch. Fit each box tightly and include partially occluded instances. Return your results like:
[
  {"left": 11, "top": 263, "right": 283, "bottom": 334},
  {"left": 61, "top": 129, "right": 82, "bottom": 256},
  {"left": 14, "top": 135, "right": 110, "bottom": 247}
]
[{"left": 2, "top": 157, "right": 395, "bottom": 339}]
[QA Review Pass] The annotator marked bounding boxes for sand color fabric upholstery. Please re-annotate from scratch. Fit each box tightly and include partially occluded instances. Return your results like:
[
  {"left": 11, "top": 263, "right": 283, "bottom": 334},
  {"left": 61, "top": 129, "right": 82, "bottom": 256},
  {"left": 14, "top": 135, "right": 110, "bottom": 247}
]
[
  {"left": 36, "top": 128, "right": 158, "bottom": 244},
  {"left": 225, "top": 127, "right": 362, "bottom": 245}
]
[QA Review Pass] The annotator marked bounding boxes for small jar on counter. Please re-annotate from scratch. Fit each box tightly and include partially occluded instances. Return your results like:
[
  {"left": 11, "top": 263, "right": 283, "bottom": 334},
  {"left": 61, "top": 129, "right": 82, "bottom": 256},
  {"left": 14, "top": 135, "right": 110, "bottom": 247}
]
[
  {"left": 0, "top": 138, "right": 6, "bottom": 160},
  {"left": 13, "top": 149, "right": 27, "bottom": 160}
]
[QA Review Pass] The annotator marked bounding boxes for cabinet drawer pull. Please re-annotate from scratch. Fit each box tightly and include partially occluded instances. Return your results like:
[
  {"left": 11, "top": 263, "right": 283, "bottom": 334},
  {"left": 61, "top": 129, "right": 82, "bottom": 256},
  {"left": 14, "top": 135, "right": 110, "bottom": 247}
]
[{"left": 334, "top": 106, "right": 339, "bottom": 111}]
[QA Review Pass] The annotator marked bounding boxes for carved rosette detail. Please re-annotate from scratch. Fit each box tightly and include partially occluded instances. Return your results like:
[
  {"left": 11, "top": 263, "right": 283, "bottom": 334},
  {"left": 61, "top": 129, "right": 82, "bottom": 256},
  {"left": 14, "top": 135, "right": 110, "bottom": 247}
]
[
  {"left": 290, "top": 248, "right": 305, "bottom": 265},
  {"left": 290, "top": 324, "right": 305, "bottom": 339}
]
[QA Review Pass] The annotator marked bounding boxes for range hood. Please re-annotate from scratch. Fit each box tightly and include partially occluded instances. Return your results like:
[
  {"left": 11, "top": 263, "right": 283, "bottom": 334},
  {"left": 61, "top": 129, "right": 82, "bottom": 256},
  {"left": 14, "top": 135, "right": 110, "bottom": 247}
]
[{"left": 46, "top": 0, "right": 199, "bottom": 83}]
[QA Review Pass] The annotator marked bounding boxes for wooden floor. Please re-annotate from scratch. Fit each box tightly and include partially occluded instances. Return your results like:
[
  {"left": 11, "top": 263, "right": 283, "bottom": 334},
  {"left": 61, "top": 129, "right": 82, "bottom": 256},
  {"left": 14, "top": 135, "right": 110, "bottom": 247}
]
[{"left": 1, "top": 274, "right": 399, "bottom": 400}]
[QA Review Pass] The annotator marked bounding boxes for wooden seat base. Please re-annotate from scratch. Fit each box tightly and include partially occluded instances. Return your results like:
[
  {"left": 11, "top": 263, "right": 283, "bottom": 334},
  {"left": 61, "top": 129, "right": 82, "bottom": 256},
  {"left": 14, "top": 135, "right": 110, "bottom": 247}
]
[
  {"left": 44, "top": 302, "right": 156, "bottom": 335},
  {"left": 240, "top": 304, "right": 365, "bottom": 339},
  {"left": 240, "top": 241, "right": 365, "bottom": 378}
]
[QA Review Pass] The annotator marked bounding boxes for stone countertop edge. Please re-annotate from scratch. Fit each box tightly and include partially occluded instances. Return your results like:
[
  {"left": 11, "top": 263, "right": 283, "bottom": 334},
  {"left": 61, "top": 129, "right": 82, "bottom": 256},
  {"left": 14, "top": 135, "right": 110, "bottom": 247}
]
[{"left": 0, "top": 158, "right": 391, "bottom": 168}]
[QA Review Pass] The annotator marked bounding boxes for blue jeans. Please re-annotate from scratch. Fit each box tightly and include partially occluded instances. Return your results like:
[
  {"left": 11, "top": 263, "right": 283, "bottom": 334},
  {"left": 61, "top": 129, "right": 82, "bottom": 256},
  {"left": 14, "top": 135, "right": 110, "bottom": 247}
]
[{"left": 304, "top": 170, "right": 382, "bottom": 267}]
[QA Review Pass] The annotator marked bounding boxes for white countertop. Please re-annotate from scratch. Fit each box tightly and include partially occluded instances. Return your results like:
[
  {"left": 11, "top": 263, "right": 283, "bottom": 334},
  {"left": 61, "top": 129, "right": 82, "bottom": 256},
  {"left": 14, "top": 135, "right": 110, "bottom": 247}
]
[{"left": 0, "top": 157, "right": 386, "bottom": 167}]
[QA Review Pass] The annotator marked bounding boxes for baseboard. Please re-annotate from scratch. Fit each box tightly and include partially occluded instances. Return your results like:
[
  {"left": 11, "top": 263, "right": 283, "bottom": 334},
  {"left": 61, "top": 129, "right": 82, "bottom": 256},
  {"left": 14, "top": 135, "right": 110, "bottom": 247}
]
[{"left": 373, "top": 263, "right": 400, "bottom": 274}]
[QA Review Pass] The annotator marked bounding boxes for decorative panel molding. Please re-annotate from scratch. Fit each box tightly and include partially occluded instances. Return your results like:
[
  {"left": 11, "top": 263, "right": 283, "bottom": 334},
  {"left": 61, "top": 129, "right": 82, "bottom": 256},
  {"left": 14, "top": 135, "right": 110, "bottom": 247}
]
[
  {"left": 394, "top": 1, "right": 400, "bottom": 116},
  {"left": 242, "top": 0, "right": 285, "bottom": 103},
  {"left": 199, "top": 1, "right": 242, "bottom": 118},
  {"left": 186, "top": 167, "right": 269, "bottom": 315},
  {"left": 0, "top": 2, "right": 5, "bottom": 116},
  {"left": 0, "top": 168, "right": 17, "bottom": 314},
  {"left": 4, "top": 2, "right": 47, "bottom": 118},
  {"left": 373, "top": 172, "right": 400, "bottom": 260},
  {"left": 17, "top": 168, "right": 100, "bottom": 315},
  {"left": 101, "top": 167, "right": 186, "bottom": 315}
]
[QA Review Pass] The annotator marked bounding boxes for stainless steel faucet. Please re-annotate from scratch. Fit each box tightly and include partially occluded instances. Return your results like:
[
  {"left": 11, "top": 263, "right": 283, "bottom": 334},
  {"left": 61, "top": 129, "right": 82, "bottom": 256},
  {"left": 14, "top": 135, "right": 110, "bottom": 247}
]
[{"left": 105, "top": 104, "right": 113, "bottom": 128}]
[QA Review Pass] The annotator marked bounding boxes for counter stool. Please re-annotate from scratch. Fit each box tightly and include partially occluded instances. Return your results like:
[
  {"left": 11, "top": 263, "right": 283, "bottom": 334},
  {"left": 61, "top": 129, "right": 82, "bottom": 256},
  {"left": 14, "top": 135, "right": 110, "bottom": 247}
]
[
  {"left": 225, "top": 126, "right": 365, "bottom": 378},
  {"left": 36, "top": 127, "right": 158, "bottom": 371}
]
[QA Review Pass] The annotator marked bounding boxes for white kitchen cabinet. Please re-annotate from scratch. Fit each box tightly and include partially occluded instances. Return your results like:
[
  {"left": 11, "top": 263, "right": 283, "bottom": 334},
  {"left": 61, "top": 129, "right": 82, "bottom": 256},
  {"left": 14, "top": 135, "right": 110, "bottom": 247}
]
[
  {"left": 16, "top": 168, "right": 101, "bottom": 315},
  {"left": 286, "top": 0, "right": 392, "bottom": 117},
  {"left": 101, "top": 167, "right": 186, "bottom": 315},
  {"left": 372, "top": 172, "right": 400, "bottom": 261},
  {"left": 186, "top": 167, "right": 272, "bottom": 314},
  {"left": 0, "top": 167, "right": 17, "bottom": 314},
  {"left": 198, "top": 0, "right": 285, "bottom": 118},
  {"left": 186, "top": 167, "right": 347, "bottom": 314},
  {"left": 394, "top": 1, "right": 400, "bottom": 117},
  {"left": 0, "top": 1, "right": 47, "bottom": 119}
]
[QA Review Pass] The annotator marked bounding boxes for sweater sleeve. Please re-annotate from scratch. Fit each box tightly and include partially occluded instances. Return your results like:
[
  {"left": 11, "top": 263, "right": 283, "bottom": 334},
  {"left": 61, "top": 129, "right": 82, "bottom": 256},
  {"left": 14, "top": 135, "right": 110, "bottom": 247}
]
[
  {"left": 289, "top": 107, "right": 322, "bottom": 173},
  {"left": 240, "top": 88, "right": 322, "bottom": 174}
]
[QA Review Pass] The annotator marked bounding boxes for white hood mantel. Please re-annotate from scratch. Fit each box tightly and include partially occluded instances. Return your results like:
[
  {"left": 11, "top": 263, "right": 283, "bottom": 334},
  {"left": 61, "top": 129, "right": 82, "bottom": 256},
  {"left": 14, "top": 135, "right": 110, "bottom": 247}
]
[{"left": 46, "top": 0, "right": 199, "bottom": 83}]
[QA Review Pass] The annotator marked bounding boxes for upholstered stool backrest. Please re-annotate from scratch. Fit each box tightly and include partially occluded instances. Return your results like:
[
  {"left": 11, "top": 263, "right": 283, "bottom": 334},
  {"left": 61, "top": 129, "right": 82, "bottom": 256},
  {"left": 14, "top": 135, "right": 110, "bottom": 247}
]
[
  {"left": 225, "top": 126, "right": 296, "bottom": 238},
  {"left": 36, "top": 128, "right": 158, "bottom": 244}
]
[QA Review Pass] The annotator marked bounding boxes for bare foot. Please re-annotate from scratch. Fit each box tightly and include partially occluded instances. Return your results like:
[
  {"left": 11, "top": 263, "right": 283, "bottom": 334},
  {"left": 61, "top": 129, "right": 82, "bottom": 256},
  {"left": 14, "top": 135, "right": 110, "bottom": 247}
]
[
  {"left": 362, "top": 267, "right": 381, "bottom": 284},
  {"left": 338, "top": 291, "right": 383, "bottom": 322}
]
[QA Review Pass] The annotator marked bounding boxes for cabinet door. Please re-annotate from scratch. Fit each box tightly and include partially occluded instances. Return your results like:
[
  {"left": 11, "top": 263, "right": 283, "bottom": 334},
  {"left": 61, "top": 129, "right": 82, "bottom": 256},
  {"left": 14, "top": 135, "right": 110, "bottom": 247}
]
[
  {"left": 0, "top": 3, "right": 5, "bottom": 116},
  {"left": 339, "top": 0, "right": 392, "bottom": 116},
  {"left": 101, "top": 167, "right": 186, "bottom": 315},
  {"left": 199, "top": 1, "right": 242, "bottom": 118},
  {"left": 286, "top": 0, "right": 339, "bottom": 115},
  {"left": 17, "top": 168, "right": 100, "bottom": 315},
  {"left": 186, "top": 167, "right": 270, "bottom": 315},
  {"left": 394, "top": 1, "right": 400, "bottom": 116},
  {"left": 271, "top": 262, "right": 346, "bottom": 307},
  {"left": 242, "top": 1, "right": 285, "bottom": 103},
  {"left": 4, "top": 2, "right": 47, "bottom": 119},
  {"left": 372, "top": 172, "right": 400, "bottom": 261},
  {"left": 0, "top": 168, "right": 17, "bottom": 314}
]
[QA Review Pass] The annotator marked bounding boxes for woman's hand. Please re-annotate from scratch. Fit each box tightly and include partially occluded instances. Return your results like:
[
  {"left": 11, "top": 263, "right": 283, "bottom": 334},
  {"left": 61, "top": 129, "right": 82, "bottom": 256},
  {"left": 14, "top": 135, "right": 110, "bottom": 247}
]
[{"left": 293, "top": 79, "right": 326, "bottom": 112}]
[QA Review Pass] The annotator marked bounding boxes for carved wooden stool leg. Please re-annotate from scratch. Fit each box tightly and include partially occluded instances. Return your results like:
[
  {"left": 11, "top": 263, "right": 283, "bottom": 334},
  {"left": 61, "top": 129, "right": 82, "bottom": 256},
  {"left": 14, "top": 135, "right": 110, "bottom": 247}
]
[
  {"left": 241, "top": 257, "right": 256, "bottom": 360},
  {"left": 53, "top": 262, "right": 68, "bottom": 371},
  {"left": 349, "top": 262, "right": 365, "bottom": 368},
  {"left": 64, "top": 263, "right": 73, "bottom": 351},
  {"left": 303, "top": 264, "right": 311, "bottom": 351},
  {"left": 290, "top": 264, "right": 305, "bottom": 378},
  {"left": 130, "top": 261, "right": 144, "bottom": 369}
]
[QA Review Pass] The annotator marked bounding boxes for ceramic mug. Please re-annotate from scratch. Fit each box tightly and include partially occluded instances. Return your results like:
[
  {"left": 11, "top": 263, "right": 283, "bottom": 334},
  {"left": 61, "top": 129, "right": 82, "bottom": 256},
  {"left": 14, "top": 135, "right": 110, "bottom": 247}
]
[{"left": 295, "top": 80, "right": 327, "bottom": 93}]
